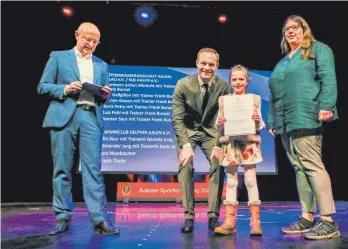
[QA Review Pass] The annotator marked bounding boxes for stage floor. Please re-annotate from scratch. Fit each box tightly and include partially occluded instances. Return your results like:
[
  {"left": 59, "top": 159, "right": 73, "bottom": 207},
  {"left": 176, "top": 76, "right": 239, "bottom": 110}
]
[{"left": 1, "top": 202, "right": 347, "bottom": 249}]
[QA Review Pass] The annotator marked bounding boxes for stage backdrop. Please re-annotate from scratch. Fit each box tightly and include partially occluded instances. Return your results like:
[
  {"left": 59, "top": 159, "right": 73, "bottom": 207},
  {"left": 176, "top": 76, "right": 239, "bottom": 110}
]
[{"left": 90, "top": 65, "right": 276, "bottom": 175}]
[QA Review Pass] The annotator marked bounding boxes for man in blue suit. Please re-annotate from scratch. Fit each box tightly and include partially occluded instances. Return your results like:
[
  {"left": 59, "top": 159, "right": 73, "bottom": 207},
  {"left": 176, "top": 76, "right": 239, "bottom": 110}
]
[{"left": 38, "top": 22, "right": 119, "bottom": 235}]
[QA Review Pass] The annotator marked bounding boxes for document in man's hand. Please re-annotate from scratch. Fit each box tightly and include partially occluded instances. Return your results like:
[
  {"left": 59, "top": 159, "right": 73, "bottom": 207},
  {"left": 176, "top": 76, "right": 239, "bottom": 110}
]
[
  {"left": 223, "top": 95, "right": 256, "bottom": 136},
  {"left": 82, "top": 82, "right": 103, "bottom": 95}
]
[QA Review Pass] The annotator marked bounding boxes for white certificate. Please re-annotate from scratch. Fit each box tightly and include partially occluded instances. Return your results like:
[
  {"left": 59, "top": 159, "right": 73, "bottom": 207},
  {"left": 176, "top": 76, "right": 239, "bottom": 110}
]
[{"left": 223, "top": 95, "right": 256, "bottom": 136}]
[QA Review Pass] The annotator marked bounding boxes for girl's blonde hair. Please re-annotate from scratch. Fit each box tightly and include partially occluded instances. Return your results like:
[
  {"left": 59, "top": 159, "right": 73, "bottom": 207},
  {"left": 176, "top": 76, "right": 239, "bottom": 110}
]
[{"left": 230, "top": 64, "right": 249, "bottom": 82}]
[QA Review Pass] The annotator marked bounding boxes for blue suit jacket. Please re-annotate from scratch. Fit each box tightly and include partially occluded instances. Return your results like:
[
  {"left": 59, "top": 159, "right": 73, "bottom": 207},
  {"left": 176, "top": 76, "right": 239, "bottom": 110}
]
[{"left": 38, "top": 48, "right": 109, "bottom": 131}]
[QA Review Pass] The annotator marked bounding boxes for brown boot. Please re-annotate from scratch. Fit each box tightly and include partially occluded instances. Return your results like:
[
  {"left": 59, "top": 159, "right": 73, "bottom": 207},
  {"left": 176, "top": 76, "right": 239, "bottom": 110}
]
[
  {"left": 214, "top": 203, "right": 238, "bottom": 235},
  {"left": 249, "top": 205, "right": 263, "bottom": 236}
]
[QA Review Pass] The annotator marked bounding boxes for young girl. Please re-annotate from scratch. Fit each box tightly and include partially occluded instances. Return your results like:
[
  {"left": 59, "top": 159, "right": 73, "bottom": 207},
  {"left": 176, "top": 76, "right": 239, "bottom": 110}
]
[{"left": 210, "top": 65, "right": 264, "bottom": 236}]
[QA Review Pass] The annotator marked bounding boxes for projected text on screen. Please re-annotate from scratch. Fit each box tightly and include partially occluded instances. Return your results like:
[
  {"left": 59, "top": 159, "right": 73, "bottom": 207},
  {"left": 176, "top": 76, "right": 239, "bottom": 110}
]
[{"left": 99, "top": 66, "right": 276, "bottom": 174}]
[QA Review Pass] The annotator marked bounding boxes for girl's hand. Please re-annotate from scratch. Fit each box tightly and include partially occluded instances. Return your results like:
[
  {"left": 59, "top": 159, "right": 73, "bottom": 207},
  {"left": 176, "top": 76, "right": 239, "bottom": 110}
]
[
  {"left": 251, "top": 113, "right": 260, "bottom": 122},
  {"left": 218, "top": 117, "right": 226, "bottom": 126}
]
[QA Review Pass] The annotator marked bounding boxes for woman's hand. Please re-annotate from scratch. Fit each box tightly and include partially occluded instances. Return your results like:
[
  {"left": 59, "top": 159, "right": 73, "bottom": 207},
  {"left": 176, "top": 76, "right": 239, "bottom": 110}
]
[
  {"left": 269, "top": 129, "right": 276, "bottom": 137},
  {"left": 318, "top": 110, "right": 333, "bottom": 121}
]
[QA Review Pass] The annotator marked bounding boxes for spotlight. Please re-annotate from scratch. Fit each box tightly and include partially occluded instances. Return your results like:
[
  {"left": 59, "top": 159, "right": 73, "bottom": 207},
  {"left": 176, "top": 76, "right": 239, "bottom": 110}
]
[
  {"left": 141, "top": 12, "right": 149, "bottom": 19},
  {"left": 61, "top": 6, "right": 74, "bottom": 17},
  {"left": 218, "top": 14, "right": 228, "bottom": 24},
  {"left": 134, "top": 5, "right": 158, "bottom": 28}
]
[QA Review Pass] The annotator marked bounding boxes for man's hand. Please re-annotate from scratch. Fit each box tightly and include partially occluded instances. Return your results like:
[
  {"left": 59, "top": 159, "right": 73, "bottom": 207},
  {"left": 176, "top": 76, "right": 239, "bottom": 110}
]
[
  {"left": 179, "top": 147, "right": 195, "bottom": 167},
  {"left": 218, "top": 117, "right": 226, "bottom": 126},
  {"left": 318, "top": 110, "right": 333, "bottom": 121},
  {"left": 101, "top": 85, "right": 112, "bottom": 97},
  {"left": 210, "top": 147, "right": 223, "bottom": 162},
  {"left": 64, "top": 81, "right": 82, "bottom": 95},
  {"left": 269, "top": 129, "right": 276, "bottom": 137}
]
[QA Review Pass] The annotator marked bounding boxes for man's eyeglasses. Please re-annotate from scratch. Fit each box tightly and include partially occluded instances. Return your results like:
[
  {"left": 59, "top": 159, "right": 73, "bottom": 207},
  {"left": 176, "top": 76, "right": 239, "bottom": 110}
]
[
  {"left": 283, "top": 24, "right": 302, "bottom": 33},
  {"left": 81, "top": 37, "right": 100, "bottom": 46}
]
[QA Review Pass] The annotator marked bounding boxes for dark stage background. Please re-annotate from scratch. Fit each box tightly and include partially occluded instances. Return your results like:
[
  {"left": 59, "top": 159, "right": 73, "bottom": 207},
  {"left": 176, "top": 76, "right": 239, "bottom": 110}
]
[{"left": 2, "top": 1, "right": 348, "bottom": 203}]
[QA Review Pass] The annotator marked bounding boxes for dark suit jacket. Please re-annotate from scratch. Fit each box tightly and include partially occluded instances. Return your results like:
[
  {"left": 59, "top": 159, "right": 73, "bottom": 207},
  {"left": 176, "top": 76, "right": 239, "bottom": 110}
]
[{"left": 172, "top": 74, "right": 230, "bottom": 147}]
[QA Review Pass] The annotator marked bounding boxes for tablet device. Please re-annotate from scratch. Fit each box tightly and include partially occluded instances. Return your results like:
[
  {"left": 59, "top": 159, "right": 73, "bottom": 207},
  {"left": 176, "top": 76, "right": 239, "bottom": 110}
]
[{"left": 82, "top": 82, "right": 103, "bottom": 95}]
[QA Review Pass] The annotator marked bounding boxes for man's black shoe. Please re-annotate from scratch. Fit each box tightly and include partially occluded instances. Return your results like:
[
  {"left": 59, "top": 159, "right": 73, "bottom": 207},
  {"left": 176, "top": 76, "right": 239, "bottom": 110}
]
[
  {"left": 48, "top": 219, "right": 70, "bottom": 236},
  {"left": 208, "top": 217, "right": 221, "bottom": 231},
  {"left": 94, "top": 220, "right": 120, "bottom": 235},
  {"left": 181, "top": 219, "right": 194, "bottom": 233}
]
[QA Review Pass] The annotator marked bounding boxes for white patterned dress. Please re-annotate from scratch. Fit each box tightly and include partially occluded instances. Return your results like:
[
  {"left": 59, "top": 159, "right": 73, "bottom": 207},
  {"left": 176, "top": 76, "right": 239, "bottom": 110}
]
[{"left": 215, "top": 94, "right": 265, "bottom": 167}]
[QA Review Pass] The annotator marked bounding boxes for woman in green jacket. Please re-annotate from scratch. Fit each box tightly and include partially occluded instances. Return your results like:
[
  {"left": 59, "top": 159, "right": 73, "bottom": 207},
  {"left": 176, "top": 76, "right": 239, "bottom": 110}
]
[{"left": 267, "top": 15, "right": 340, "bottom": 240}]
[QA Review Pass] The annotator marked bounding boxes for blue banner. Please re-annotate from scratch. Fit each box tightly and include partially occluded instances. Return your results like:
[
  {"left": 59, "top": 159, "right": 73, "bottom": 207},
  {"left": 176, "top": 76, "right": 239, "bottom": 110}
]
[{"left": 100, "top": 65, "right": 276, "bottom": 174}]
